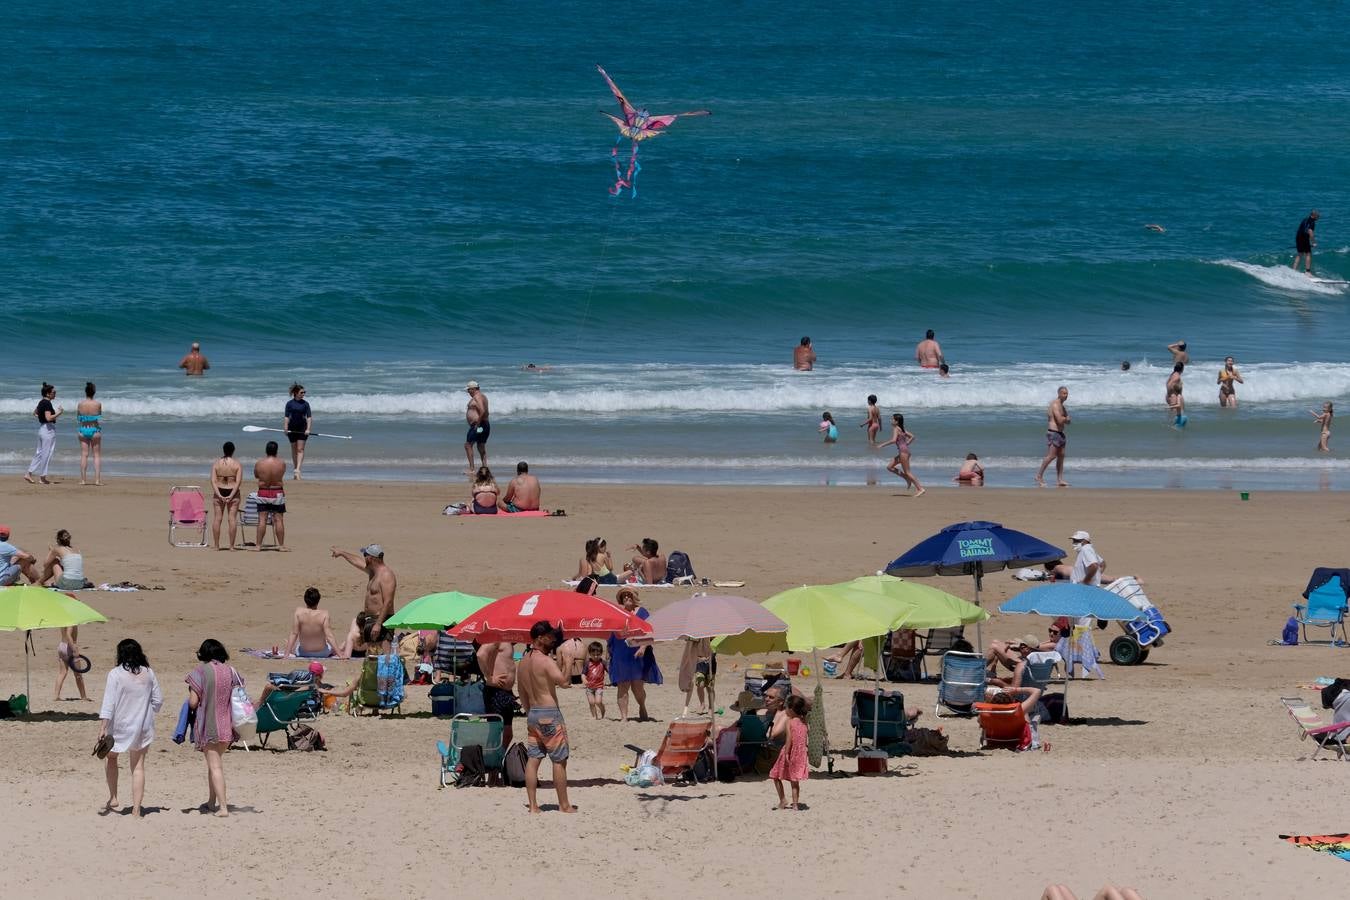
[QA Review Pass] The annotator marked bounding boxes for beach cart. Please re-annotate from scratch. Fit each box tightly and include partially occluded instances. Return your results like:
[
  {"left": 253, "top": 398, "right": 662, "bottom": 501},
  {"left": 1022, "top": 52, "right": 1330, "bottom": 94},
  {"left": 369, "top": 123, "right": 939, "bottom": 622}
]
[{"left": 1103, "top": 576, "right": 1170, "bottom": 665}]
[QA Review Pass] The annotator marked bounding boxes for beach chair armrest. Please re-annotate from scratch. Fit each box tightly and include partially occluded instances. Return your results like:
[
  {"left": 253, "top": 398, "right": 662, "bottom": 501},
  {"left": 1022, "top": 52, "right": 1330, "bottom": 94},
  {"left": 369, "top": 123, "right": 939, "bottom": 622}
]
[
  {"left": 1293, "top": 604, "right": 1306, "bottom": 616},
  {"left": 1306, "top": 722, "right": 1349, "bottom": 737}
]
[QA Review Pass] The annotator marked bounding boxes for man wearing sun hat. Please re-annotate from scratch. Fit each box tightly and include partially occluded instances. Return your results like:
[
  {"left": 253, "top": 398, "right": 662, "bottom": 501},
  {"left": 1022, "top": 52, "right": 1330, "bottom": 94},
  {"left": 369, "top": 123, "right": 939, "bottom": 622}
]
[
  {"left": 464, "top": 380, "right": 490, "bottom": 473},
  {"left": 331, "top": 543, "right": 397, "bottom": 624},
  {"left": 0, "top": 525, "right": 39, "bottom": 586},
  {"left": 1069, "top": 530, "right": 1103, "bottom": 587}
]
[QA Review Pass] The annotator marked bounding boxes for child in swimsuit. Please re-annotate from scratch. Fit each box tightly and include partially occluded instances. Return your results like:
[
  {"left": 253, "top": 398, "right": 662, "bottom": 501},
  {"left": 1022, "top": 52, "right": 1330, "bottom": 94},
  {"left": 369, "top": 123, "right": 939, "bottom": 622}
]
[
  {"left": 583, "top": 642, "right": 607, "bottom": 720},
  {"left": 955, "top": 453, "right": 984, "bottom": 485},
  {"left": 1313, "top": 402, "right": 1334, "bottom": 452},
  {"left": 818, "top": 411, "right": 839, "bottom": 443},
  {"left": 860, "top": 394, "right": 881, "bottom": 445}
]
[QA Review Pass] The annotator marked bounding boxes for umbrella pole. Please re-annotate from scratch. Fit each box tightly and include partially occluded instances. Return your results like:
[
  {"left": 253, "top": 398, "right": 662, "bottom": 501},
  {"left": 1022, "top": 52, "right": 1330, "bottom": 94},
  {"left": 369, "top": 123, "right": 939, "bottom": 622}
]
[
  {"left": 872, "top": 635, "right": 882, "bottom": 748},
  {"left": 26, "top": 630, "right": 32, "bottom": 705},
  {"left": 974, "top": 564, "right": 985, "bottom": 652}
]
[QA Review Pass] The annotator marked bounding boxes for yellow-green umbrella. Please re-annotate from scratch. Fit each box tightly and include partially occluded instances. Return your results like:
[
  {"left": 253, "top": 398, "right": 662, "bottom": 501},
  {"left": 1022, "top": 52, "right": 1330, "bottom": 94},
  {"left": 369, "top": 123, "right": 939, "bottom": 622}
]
[
  {"left": 0, "top": 586, "right": 107, "bottom": 704},
  {"left": 839, "top": 574, "right": 989, "bottom": 630},
  {"left": 383, "top": 591, "right": 494, "bottom": 631}
]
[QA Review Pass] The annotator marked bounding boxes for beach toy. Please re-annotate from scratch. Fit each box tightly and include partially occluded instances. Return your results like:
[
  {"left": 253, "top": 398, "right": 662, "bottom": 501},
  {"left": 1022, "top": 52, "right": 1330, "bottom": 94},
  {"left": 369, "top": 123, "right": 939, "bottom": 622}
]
[
  {"left": 800, "top": 665, "right": 812, "bottom": 677},
  {"left": 786, "top": 658, "right": 801, "bottom": 676},
  {"left": 1240, "top": 492, "right": 1250, "bottom": 501},
  {"left": 822, "top": 659, "right": 838, "bottom": 677},
  {"left": 69, "top": 654, "right": 92, "bottom": 674}
]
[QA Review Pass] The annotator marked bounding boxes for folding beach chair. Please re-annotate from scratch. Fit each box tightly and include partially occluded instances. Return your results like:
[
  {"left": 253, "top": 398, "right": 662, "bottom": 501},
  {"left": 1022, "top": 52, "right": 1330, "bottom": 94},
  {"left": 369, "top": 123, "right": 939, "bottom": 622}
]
[
  {"left": 851, "top": 689, "right": 908, "bottom": 749},
  {"left": 234, "top": 492, "right": 277, "bottom": 549},
  {"left": 625, "top": 717, "right": 713, "bottom": 783},
  {"left": 350, "top": 653, "right": 405, "bottom": 715},
  {"left": 254, "top": 688, "right": 318, "bottom": 749},
  {"left": 1024, "top": 657, "right": 1057, "bottom": 692},
  {"left": 1293, "top": 569, "right": 1350, "bottom": 644},
  {"left": 436, "top": 714, "right": 505, "bottom": 786},
  {"left": 920, "top": 626, "right": 964, "bottom": 678},
  {"left": 168, "top": 486, "right": 208, "bottom": 547},
  {"left": 883, "top": 629, "right": 924, "bottom": 682},
  {"left": 974, "top": 701, "right": 1031, "bottom": 751},
  {"left": 936, "top": 650, "right": 987, "bottom": 717},
  {"left": 1281, "top": 696, "right": 1350, "bottom": 761}
]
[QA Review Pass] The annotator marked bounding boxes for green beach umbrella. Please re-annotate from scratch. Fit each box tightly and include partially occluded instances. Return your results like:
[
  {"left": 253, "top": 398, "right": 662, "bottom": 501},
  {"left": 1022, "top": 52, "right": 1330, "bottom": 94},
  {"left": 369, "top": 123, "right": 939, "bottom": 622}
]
[
  {"left": 383, "top": 591, "right": 494, "bottom": 631},
  {"left": 0, "top": 586, "right": 108, "bottom": 705},
  {"left": 839, "top": 574, "right": 990, "bottom": 631}
]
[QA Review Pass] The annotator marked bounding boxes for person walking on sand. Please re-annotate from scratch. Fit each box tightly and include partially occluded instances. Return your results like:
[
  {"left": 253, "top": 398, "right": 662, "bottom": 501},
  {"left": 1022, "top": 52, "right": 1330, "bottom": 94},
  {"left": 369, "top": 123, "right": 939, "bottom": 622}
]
[
  {"left": 210, "top": 442, "right": 242, "bottom": 550},
  {"left": 885, "top": 413, "right": 924, "bottom": 496},
  {"left": 860, "top": 394, "right": 881, "bottom": 445},
  {"left": 1035, "top": 386, "right": 1071, "bottom": 487},
  {"left": 26, "top": 382, "right": 61, "bottom": 485},
  {"left": 76, "top": 382, "right": 103, "bottom": 486},
  {"left": 97, "top": 638, "right": 163, "bottom": 817},
  {"left": 55, "top": 624, "right": 91, "bottom": 701},
  {"left": 178, "top": 342, "right": 210, "bottom": 376},
  {"left": 518, "top": 620, "right": 574, "bottom": 813},
  {"left": 252, "top": 441, "right": 288, "bottom": 550},
  {"left": 1292, "top": 210, "right": 1319, "bottom": 273},
  {"left": 793, "top": 336, "right": 816, "bottom": 371},
  {"left": 284, "top": 383, "right": 312, "bottom": 480},
  {"left": 464, "top": 380, "right": 490, "bottom": 473},
  {"left": 331, "top": 544, "right": 397, "bottom": 623},
  {"left": 1313, "top": 402, "right": 1334, "bottom": 452},
  {"left": 915, "top": 330, "right": 944, "bottom": 369},
  {"left": 769, "top": 694, "right": 810, "bottom": 810},
  {"left": 185, "top": 638, "right": 242, "bottom": 817},
  {"left": 1218, "top": 357, "right": 1244, "bottom": 408}
]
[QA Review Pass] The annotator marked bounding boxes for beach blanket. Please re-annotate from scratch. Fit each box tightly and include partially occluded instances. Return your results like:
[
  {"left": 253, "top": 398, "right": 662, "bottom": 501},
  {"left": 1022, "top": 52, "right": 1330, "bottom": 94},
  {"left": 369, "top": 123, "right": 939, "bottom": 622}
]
[
  {"left": 98, "top": 582, "right": 163, "bottom": 592},
  {"left": 1280, "top": 834, "right": 1350, "bottom": 861},
  {"left": 443, "top": 504, "right": 561, "bottom": 518},
  {"left": 561, "top": 579, "right": 674, "bottom": 589},
  {"left": 241, "top": 648, "right": 291, "bottom": 660},
  {"left": 1012, "top": 568, "right": 1051, "bottom": 582}
]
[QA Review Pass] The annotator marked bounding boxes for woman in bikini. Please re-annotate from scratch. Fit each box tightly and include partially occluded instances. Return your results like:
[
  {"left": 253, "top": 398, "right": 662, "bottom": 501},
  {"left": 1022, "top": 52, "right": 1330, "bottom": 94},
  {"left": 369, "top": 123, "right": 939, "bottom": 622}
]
[
  {"left": 885, "top": 413, "right": 925, "bottom": 496},
  {"left": 76, "top": 382, "right": 103, "bottom": 485},
  {"left": 210, "top": 441, "right": 242, "bottom": 550},
  {"left": 469, "top": 466, "right": 501, "bottom": 514},
  {"left": 575, "top": 537, "right": 618, "bottom": 584},
  {"left": 1217, "top": 356, "right": 1243, "bottom": 408},
  {"left": 1313, "top": 402, "right": 1334, "bottom": 452}
]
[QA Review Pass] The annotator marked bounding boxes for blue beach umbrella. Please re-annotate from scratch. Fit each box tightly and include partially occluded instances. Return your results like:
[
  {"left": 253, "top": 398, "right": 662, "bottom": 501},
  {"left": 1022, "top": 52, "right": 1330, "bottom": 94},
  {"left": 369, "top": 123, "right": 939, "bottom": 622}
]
[{"left": 885, "top": 521, "right": 1065, "bottom": 649}]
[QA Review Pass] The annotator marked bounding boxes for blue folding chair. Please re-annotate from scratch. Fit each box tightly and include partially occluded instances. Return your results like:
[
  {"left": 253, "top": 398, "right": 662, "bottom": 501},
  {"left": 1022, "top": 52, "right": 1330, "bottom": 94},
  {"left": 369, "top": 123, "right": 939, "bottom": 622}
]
[
  {"left": 1294, "top": 571, "right": 1350, "bottom": 644},
  {"left": 851, "top": 689, "right": 908, "bottom": 749},
  {"left": 437, "top": 714, "right": 505, "bottom": 786},
  {"left": 1024, "top": 658, "right": 1056, "bottom": 692},
  {"left": 936, "top": 651, "right": 987, "bottom": 716}
]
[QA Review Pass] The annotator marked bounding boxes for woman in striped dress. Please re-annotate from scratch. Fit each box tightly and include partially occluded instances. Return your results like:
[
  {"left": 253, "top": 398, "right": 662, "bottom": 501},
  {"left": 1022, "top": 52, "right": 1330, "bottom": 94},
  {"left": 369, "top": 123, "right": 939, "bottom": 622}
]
[{"left": 185, "top": 638, "right": 243, "bottom": 817}]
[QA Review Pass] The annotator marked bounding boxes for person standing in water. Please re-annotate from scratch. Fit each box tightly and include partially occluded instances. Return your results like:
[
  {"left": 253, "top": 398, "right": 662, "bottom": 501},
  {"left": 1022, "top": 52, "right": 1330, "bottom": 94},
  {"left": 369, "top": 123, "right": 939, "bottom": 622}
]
[
  {"left": 178, "top": 342, "right": 210, "bottom": 376},
  {"left": 860, "top": 395, "right": 881, "bottom": 445},
  {"left": 793, "top": 337, "right": 816, "bottom": 371},
  {"left": 1312, "top": 402, "right": 1334, "bottom": 452},
  {"left": 284, "top": 384, "right": 312, "bottom": 480},
  {"left": 77, "top": 381, "right": 103, "bottom": 486},
  {"left": 915, "top": 330, "right": 944, "bottom": 369},
  {"left": 818, "top": 411, "right": 838, "bottom": 443},
  {"left": 1292, "top": 210, "right": 1319, "bottom": 273},
  {"left": 1218, "top": 357, "right": 1244, "bottom": 408},
  {"left": 1167, "top": 341, "right": 1189, "bottom": 366},
  {"left": 1035, "top": 386, "right": 1071, "bottom": 488},
  {"left": 885, "top": 413, "right": 924, "bottom": 496}
]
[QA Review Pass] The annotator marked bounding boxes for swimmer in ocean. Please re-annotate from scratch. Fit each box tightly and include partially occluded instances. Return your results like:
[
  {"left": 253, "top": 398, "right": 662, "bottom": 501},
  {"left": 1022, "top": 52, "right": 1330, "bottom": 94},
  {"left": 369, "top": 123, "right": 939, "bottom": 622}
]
[
  {"left": 522, "top": 363, "right": 553, "bottom": 373},
  {"left": 860, "top": 395, "right": 881, "bottom": 446},
  {"left": 819, "top": 411, "right": 839, "bottom": 443}
]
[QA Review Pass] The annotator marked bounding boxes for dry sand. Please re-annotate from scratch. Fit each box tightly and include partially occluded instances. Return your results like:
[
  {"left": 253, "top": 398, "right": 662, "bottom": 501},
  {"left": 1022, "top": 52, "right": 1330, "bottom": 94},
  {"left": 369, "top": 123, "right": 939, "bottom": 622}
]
[{"left": 2, "top": 477, "right": 1347, "bottom": 898}]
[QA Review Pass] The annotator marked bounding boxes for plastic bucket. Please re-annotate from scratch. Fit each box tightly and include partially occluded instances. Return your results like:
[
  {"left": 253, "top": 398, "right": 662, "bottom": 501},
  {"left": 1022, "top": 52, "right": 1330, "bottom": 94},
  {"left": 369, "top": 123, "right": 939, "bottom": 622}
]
[
  {"left": 1240, "top": 492, "right": 1250, "bottom": 501},
  {"left": 786, "top": 658, "right": 801, "bottom": 676}
]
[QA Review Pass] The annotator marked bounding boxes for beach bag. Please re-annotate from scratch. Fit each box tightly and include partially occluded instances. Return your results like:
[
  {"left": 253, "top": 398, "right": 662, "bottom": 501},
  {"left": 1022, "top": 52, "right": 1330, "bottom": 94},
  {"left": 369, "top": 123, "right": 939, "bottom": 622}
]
[
  {"left": 230, "top": 685, "right": 256, "bottom": 728},
  {"left": 287, "top": 724, "right": 325, "bottom": 752},
  {"left": 429, "top": 681, "right": 456, "bottom": 718},
  {"left": 1041, "top": 693, "right": 1069, "bottom": 725},
  {"left": 1283, "top": 617, "right": 1300, "bottom": 646},
  {"left": 503, "top": 742, "right": 528, "bottom": 787},
  {"left": 455, "top": 744, "right": 488, "bottom": 788},
  {"left": 665, "top": 551, "right": 695, "bottom": 584},
  {"left": 454, "top": 681, "right": 486, "bottom": 715}
]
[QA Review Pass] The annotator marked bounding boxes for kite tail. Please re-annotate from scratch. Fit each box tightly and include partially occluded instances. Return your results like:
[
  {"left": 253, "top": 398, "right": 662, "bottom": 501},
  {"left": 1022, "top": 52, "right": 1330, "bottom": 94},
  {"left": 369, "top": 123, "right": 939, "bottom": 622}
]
[{"left": 608, "top": 137, "right": 640, "bottom": 198}]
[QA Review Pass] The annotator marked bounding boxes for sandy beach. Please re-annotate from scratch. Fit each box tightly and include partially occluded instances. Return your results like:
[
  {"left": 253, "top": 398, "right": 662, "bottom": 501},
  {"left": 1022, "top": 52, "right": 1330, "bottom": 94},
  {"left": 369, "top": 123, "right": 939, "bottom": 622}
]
[{"left": 2, "top": 476, "right": 1346, "bottom": 898}]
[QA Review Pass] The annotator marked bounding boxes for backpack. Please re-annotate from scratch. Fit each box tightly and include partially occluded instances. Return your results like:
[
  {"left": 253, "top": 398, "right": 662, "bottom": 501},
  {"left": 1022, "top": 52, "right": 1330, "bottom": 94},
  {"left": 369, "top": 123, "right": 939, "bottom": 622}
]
[
  {"left": 1283, "top": 617, "right": 1300, "bottom": 646},
  {"left": 688, "top": 747, "right": 716, "bottom": 783},
  {"left": 666, "top": 551, "right": 695, "bottom": 584},
  {"left": 456, "top": 744, "right": 488, "bottom": 788},
  {"left": 503, "top": 742, "right": 528, "bottom": 787},
  {"left": 287, "top": 724, "right": 325, "bottom": 752}
]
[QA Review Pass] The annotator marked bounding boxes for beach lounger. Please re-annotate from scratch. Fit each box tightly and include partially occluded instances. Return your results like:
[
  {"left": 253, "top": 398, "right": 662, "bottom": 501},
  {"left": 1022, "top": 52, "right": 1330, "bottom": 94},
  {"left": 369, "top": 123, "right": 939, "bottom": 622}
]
[
  {"left": 851, "top": 689, "right": 908, "bottom": 749},
  {"left": 974, "top": 700, "right": 1031, "bottom": 751},
  {"left": 437, "top": 713, "right": 505, "bottom": 786},
  {"left": 625, "top": 717, "right": 713, "bottom": 784},
  {"left": 921, "top": 626, "right": 964, "bottom": 673},
  {"left": 1281, "top": 696, "right": 1350, "bottom": 761},
  {"left": 1293, "top": 569, "right": 1350, "bottom": 644},
  {"left": 168, "top": 486, "right": 208, "bottom": 547},
  {"left": 254, "top": 688, "right": 318, "bottom": 749},
  {"left": 936, "top": 650, "right": 986, "bottom": 717}
]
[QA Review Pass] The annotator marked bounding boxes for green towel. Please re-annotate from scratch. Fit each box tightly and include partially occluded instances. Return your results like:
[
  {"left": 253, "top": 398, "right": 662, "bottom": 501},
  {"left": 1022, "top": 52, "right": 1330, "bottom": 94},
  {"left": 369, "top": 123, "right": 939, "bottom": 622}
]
[
  {"left": 862, "top": 635, "right": 883, "bottom": 674},
  {"left": 807, "top": 682, "right": 828, "bottom": 768}
]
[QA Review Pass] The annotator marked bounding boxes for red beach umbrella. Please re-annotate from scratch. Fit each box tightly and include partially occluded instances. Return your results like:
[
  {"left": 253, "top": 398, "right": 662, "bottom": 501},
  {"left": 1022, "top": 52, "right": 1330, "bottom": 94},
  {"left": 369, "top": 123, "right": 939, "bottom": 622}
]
[{"left": 450, "top": 590, "right": 653, "bottom": 643}]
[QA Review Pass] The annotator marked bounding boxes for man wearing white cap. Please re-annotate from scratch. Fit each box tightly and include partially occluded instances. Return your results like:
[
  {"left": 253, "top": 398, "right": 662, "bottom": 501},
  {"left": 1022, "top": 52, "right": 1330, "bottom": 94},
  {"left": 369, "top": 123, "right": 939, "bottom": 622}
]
[
  {"left": 1069, "top": 531, "right": 1102, "bottom": 586},
  {"left": 331, "top": 543, "right": 397, "bottom": 624},
  {"left": 464, "top": 380, "right": 490, "bottom": 473}
]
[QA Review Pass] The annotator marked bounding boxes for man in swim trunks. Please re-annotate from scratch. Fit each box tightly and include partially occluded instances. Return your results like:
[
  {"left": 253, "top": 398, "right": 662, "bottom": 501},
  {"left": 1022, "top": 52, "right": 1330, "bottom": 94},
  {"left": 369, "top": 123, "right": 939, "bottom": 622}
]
[
  {"left": 285, "top": 587, "right": 337, "bottom": 658},
  {"left": 331, "top": 543, "right": 397, "bottom": 623},
  {"left": 210, "top": 441, "right": 243, "bottom": 550},
  {"left": 915, "top": 329, "right": 944, "bottom": 368},
  {"left": 502, "top": 461, "right": 541, "bottom": 512},
  {"left": 478, "top": 639, "right": 519, "bottom": 746},
  {"left": 1167, "top": 340, "right": 1189, "bottom": 366},
  {"left": 1218, "top": 356, "right": 1244, "bottom": 408},
  {"left": 1035, "top": 386, "right": 1071, "bottom": 488},
  {"left": 252, "top": 440, "right": 288, "bottom": 550},
  {"left": 0, "top": 525, "right": 39, "bottom": 586},
  {"left": 178, "top": 341, "right": 210, "bottom": 376},
  {"left": 464, "top": 380, "right": 490, "bottom": 473},
  {"left": 1292, "top": 209, "right": 1318, "bottom": 273},
  {"left": 517, "top": 620, "right": 574, "bottom": 813}
]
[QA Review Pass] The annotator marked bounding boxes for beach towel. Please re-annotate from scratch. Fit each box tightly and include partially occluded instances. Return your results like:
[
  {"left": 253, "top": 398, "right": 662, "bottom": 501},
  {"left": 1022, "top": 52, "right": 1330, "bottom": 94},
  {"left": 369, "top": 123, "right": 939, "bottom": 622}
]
[
  {"left": 1280, "top": 834, "right": 1350, "bottom": 861},
  {"left": 561, "top": 579, "right": 674, "bottom": 589},
  {"left": 444, "top": 504, "right": 557, "bottom": 518},
  {"left": 241, "top": 648, "right": 290, "bottom": 660},
  {"left": 806, "top": 682, "right": 828, "bottom": 768}
]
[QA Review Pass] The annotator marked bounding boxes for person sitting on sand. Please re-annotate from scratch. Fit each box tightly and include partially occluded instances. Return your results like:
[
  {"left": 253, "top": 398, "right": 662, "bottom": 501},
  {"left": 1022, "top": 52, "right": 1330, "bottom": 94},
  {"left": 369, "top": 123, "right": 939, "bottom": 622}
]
[
  {"left": 575, "top": 537, "right": 618, "bottom": 585},
  {"left": 0, "top": 525, "right": 40, "bottom": 586},
  {"left": 470, "top": 465, "right": 501, "bottom": 515},
  {"left": 338, "top": 611, "right": 377, "bottom": 659},
  {"left": 39, "top": 528, "right": 87, "bottom": 590},
  {"left": 954, "top": 453, "right": 984, "bottom": 485},
  {"left": 502, "top": 461, "right": 540, "bottom": 512},
  {"left": 624, "top": 538, "right": 667, "bottom": 585},
  {"left": 285, "top": 587, "right": 337, "bottom": 658}
]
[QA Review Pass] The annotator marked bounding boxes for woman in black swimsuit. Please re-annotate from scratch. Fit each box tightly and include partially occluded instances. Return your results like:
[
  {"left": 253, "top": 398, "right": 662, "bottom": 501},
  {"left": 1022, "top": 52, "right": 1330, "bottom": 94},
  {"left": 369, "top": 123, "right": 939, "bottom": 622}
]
[
  {"left": 210, "top": 441, "right": 242, "bottom": 550},
  {"left": 470, "top": 466, "right": 501, "bottom": 514}
]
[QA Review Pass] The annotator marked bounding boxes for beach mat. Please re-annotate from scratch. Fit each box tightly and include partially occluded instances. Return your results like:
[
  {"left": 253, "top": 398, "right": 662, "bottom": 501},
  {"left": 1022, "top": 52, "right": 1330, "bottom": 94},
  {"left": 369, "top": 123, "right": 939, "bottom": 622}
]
[
  {"left": 1280, "top": 834, "right": 1350, "bottom": 861},
  {"left": 444, "top": 505, "right": 561, "bottom": 518}
]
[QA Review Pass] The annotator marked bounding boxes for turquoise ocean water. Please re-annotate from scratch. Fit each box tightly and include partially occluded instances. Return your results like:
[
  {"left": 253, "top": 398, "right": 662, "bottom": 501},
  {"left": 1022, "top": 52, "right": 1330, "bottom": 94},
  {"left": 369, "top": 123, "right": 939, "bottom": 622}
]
[{"left": 5, "top": 2, "right": 1350, "bottom": 488}]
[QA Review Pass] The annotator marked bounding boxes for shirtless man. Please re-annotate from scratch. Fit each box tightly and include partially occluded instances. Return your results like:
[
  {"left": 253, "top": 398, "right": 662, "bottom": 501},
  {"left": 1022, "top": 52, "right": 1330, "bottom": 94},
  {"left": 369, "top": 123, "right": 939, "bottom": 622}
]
[
  {"left": 1034, "top": 386, "right": 1071, "bottom": 488},
  {"left": 1218, "top": 356, "right": 1244, "bottom": 408},
  {"left": 793, "top": 337, "right": 816, "bottom": 371},
  {"left": 502, "top": 461, "right": 541, "bottom": 512},
  {"left": 626, "top": 538, "right": 668, "bottom": 584},
  {"left": 331, "top": 544, "right": 397, "bottom": 623},
  {"left": 210, "top": 441, "right": 242, "bottom": 550},
  {"left": 464, "top": 380, "right": 490, "bottom": 473},
  {"left": 1167, "top": 340, "right": 1189, "bottom": 366},
  {"left": 517, "top": 621, "right": 574, "bottom": 813},
  {"left": 285, "top": 587, "right": 337, "bottom": 658},
  {"left": 178, "top": 342, "right": 210, "bottom": 376},
  {"left": 252, "top": 441, "right": 287, "bottom": 550},
  {"left": 915, "top": 329, "right": 944, "bottom": 368},
  {"left": 478, "top": 639, "right": 519, "bottom": 746}
]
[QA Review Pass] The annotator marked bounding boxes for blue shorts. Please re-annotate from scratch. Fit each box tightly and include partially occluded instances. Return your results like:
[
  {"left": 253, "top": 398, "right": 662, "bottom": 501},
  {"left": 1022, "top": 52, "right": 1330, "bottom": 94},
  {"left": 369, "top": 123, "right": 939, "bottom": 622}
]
[
  {"left": 0, "top": 563, "right": 21, "bottom": 586},
  {"left": 466, "top": 422, "right": 490, "bottom": 446},
  {"left": 295, "top": 644, "right": 333, "bottom": 659}
]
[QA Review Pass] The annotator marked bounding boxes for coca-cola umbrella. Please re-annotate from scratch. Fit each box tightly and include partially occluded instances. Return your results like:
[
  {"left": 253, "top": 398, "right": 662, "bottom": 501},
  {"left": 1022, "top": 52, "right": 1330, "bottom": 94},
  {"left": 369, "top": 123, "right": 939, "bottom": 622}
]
[{"left": 450, "top": 590, "right": 653, "bottom": 643}]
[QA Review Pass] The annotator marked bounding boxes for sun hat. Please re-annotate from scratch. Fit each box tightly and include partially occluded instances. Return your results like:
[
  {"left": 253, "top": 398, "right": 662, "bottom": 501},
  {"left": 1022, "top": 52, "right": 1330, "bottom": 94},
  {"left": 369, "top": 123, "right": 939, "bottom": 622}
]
[
  {"left": 466, "top": 380, "right": 479, "bottom": 390},
  {"left": 361, "top": 544, "right": 384, "bottom": 558},
  {"left": 1071, "top": 530, "right": 1091, "bottom": 542},
  {"left": 1020, "top": 634, "right": 1041, "bottom": 650}
]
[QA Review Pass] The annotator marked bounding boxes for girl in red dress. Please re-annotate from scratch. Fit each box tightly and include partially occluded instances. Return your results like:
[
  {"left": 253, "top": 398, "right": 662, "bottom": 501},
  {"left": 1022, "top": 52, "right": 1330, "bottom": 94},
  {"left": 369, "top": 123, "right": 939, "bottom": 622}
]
[{"left": 769, "top": 695, "right": 809, "bottom": 810}]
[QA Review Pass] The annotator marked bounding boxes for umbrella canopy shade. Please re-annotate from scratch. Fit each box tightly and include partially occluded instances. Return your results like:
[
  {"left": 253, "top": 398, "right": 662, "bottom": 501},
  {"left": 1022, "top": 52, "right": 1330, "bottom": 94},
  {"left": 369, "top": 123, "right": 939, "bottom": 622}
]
[
  {"left": 450, "top": 590, "right": 652, "bottom": 643},
  {"left": 999, "top": 583, "right": 1146, "bottom": 621},
  {"left": 383, "top": 591, "right": 494, "bottom": 631},
  {"left": 839, "top": 575, "right": 990, "bottom": 630},
  {"left": 714, "top": 583, "right": 913, "bottom": 654},
  {"left": 644, "top": 594, "right": 788, "bottom": 643},
  {"left": 885, "top": 521, "right": 1066, "bottom": 577},
  {"left": 0, "top": 587, "right": 107, "bottom": 631}
]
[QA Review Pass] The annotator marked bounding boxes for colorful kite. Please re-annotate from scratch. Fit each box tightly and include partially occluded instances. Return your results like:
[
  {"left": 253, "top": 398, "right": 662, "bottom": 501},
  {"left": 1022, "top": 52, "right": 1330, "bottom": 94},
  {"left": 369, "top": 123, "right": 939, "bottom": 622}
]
[
  {"left": 598, "top": 65, "right": 709, "bottom": 197},
  {"left": 1281, "top": 833, "right": 1350, "bottom": 861}
]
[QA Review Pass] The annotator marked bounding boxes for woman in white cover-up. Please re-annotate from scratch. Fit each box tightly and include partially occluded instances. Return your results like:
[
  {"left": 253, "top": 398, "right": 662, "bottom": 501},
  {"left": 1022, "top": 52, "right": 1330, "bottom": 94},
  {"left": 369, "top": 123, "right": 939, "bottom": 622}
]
[{"left": 97, "top": 638, "right": 163, "bottom": 817}]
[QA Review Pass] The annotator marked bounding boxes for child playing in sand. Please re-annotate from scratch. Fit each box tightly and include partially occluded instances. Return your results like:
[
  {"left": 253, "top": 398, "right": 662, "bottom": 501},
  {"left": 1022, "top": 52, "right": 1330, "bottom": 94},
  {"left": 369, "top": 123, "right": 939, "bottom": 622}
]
[
  {"left": 860, "top": 395, "right": 881, "bottom": 445},
  {"left": 769, "top": 694, "right": 809, "bottom": 810},
  {"left": 583, "top": 641, "right": 607, "bottom": 720},
  {"left": 818, "top": 411, "right": 838, "bottom": 443},
  {"left": 954, "top": 453, "right": 984, "bottom": 485},
  {"left": 1313, "top": 402, "right": 1334, "bottom": 452}
]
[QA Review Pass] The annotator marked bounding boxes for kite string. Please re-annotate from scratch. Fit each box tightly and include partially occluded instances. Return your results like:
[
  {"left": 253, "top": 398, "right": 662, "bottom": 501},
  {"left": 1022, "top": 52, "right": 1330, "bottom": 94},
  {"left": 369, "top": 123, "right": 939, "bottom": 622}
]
[{"left": 573, "top": 198, "right": 621, "bottom": 352}]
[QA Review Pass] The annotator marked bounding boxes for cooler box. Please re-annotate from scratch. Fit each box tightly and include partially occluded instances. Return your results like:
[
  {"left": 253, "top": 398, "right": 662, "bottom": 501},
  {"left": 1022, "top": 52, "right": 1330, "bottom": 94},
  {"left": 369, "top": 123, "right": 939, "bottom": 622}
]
[{"left": 430, "top": 681, "right": 455, "bottom": 718}]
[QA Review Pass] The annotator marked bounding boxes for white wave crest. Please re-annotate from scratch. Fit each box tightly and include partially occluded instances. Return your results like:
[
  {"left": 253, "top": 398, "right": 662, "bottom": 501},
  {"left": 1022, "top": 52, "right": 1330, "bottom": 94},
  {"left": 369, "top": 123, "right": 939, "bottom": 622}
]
[{"left": 1216, "top": 260, "right": 1346, "bottom": 295}]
